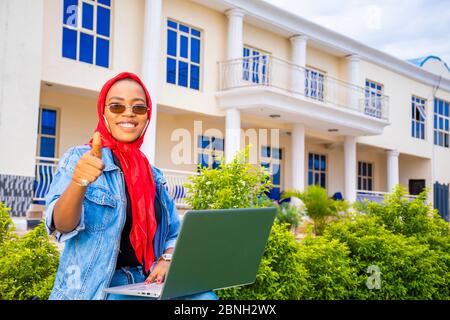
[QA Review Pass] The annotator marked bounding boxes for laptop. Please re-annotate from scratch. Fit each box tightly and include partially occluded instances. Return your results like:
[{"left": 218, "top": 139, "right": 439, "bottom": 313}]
[{"left": 103, "top": 207, "right": 277, "bottom": 299}]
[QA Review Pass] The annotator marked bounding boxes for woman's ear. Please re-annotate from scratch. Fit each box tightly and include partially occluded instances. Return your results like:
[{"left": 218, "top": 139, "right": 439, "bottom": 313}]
[{"left": 103, "top": 115, "right": 112, "bottom": 134}]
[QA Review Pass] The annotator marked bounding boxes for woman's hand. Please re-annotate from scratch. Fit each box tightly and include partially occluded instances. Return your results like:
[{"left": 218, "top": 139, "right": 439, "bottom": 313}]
[
  {"left": 144, "top": 260, "right": 170, "bottom": 284},
  {"left": 72, "top": 132, "right": 104, "bottom": 186}
]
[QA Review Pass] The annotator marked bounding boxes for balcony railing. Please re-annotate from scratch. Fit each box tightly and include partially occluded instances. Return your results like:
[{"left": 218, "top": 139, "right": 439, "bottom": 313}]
[
  {"left": 160, "top": 169, "right": 198, "bottom": 208},
  {"left": 33, "top": 157, "right": 196, "bottom": 208},
  {"left": 33, "top": 157, "right": 59, "bottom": 203},
  {"left": 356, "top": 190, "right": 417, "bottom": 204},
  {"left": 218, "top": 56, "right": 389, "bottom": 121}
]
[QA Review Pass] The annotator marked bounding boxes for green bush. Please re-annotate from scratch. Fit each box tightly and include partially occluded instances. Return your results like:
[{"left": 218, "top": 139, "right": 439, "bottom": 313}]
[
  {"left": 283, "top": 185, "right": 348, "bottom": 235},
  {"left": 218, "top": 222, "right": 309, "bottom": 300},
  {"left": 354, "top": 186, "right": 450, "bottom": 299},
  {"left": 0, "top": 207, "right": 59, "bottom": 300},
  {"left": 275, "top": 202, "right": 302, "bottom": 231},
  {"left": 324, "top": 213, "right": 450, "bottom": 299},
  {"left": 0, "top": 203, "right": 15, "bottom": 244},
  {"left": 184, "top": 147, "right": 272, "bottom": 210},
  {"left": 297, "top": 236, "right": 358, "bottom": 299}
]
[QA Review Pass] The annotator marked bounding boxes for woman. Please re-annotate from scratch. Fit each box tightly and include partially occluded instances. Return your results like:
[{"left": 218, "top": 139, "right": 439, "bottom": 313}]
[{"left": 44, "top": 72, "right": 218, "bottom": 300}]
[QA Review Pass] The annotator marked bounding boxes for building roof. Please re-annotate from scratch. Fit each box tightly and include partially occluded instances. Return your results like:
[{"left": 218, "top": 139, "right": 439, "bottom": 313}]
[{"left": 407, "top": 56, "right": 450, "bottom": 73}]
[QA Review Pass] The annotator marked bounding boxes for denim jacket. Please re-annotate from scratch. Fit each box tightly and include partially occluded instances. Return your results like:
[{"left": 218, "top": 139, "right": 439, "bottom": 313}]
[{"left": 44, "top": 145, "right": 181, "bottom": 300}]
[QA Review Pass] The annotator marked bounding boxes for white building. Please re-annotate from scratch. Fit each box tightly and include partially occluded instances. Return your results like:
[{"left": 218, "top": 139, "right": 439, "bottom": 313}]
[{"left": 0, "top": 0, "right": 449, "bottom": 221}]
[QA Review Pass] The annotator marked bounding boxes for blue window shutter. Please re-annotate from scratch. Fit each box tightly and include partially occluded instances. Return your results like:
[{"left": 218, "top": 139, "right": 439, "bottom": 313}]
[
  {"left": 168, "top": 20, "right": 177, "bottom": 29},
  {"left": 179, "top": 24, "right": 189, "bottom": 33},
  {"left": 62, "top": 27, "right": 77, "bottom": 60},
  {"left": 191, "top": 28, "right": 201, "bottom": 37},
  {"left": 178, "top": 61, "right": 188, "bottom": 87},
  {"left": 190, "top": 65, "right": 199, "bottom": 90},
  {"left": 63, "top": 0, "right": 78, "bottom": 26},
  {"left": 41, "top": 109, "right": 57, "bottom": 135},
  {"left": 166, "top": 58, "right": 177, "bottom": 84},
  {"left": 191, "top": 37, "right": 200, "bottom": 63},
  {"left": 95, "top": 37, "right": 109, "bottom": 67},
  {"left": 180, "top": 35, "right": 188, "bottom": 58},
  {"left": 82, "top": 2, "right": 94, "bottom": 30},
  {"left": 96, "top": 6, "right": 110, "bottom": 37},
  {"left": 98, "top": 0, "right": 111, "bottom": 6},
  {"left": 40, "top": 137, "right": 56, "bottom": 158},
  {"left": 79, "top": 33, "right": 94, "bottom": 63},
  {"left": 167, "top": 29, "right": 177, "bottom": 57}
]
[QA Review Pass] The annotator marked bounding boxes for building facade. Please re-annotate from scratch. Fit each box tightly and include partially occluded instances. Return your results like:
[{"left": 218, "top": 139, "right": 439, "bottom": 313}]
[{"left": 1, "top": 0, "right": 449, "bottom": 221}]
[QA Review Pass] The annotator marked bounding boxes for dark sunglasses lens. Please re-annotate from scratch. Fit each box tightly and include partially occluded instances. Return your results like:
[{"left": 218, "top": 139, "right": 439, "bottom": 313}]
[
  {"left": 109, "top": 104, "right": 126, "bottom": 114},
  {"left": 133, "top": 106, "right": 148, "bottom": 114}
]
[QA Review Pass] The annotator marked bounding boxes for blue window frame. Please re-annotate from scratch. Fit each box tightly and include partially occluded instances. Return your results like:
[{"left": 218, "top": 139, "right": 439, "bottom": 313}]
[
  {"left": 197, "top": 135, "right": 224, "bottom": 170},
  {"left": 365, "top": 80, "right": 383, "bottom": 119},
  {"left": 62, "top": 0, "right": 111, "bottom": 68},
  {"left": 243, "top": 46, "right": 269, "bottom": 85},
  {"left": 434, "top": 98, "right": 449, "bottom": 148},
  {"left": 305, "top": 68, "right": 325, "bottom": 101},
  {"left": 166, "top": 19, "right": 201, "bottom": 90},
  {"left": 358, "top": 161, "right": 373, "bottom": 191},
  {"left": 38, "top": 108, "right": 58, "bottom": 158},
  {"left": 411, "top": 96, "right": 426, "bottom": 140},
  {"left": 260, "top": 146, "right": 283, "bottom": 200},
  {"left": 308, "top": 153, "right": 326, "bottom": 189}
]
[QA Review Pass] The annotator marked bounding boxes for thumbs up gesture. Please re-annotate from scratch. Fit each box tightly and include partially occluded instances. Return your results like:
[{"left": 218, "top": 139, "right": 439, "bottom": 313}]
[{"left": 72, "top": 132, "right": 105, "bottom": 187}]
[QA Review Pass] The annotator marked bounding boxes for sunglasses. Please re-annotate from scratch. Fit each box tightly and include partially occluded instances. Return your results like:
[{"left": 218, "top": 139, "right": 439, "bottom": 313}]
[{"left": 106, "top": 103, "right": 148, "bottom": 115}]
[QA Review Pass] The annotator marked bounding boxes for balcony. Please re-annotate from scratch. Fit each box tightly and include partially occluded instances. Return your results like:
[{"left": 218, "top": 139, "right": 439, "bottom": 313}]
[
  {"left": 356, "top": 190, "right": 417, "bottom": 204},
  {"left": 217, "top": 56, "right": 390, "bottom": 135}
]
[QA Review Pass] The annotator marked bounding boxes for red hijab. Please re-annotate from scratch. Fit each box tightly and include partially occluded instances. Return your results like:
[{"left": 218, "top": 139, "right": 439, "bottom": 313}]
[{"left": 88, "top": 72, "right": 156, "bottom": 272}]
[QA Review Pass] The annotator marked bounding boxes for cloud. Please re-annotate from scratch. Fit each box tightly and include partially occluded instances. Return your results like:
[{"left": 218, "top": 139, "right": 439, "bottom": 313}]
[{"left": 263, "top": 0, "right": 450, "bottom": 64}]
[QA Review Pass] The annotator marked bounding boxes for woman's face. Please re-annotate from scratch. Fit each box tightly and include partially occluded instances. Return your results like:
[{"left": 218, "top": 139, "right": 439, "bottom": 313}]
[{"left": 104, "top": 79, "right": 149, "bottom": 143}]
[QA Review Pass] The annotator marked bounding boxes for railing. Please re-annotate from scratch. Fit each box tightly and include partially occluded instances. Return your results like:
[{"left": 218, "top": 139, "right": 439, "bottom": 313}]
[
  {"left": 356, "top": 190, "right": 417, "bottom": 204},
  {"left": 33, "top": 157, "right": 59, "bottom": 203},
  {"left": 161, "top": 169, "right": 198, "bottom": 208},
  {"left": 218, "top": 56, "right": 390, "bottom": 121},
  {"left": 33, "top": 157, "right": 195, "bottom": 208}
]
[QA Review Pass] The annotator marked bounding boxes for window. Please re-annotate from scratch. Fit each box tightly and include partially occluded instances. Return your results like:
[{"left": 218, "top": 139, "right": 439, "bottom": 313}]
[
  {"left": 434, "top": 98, "right": 450, "bottom": 148},
  {"left": 305, "top": 67, "right": 325, "bottom": 101},
  {"left": 37, "top": 108, "right": 58, "bottom": 158},
  {"left": 166, "top": 19, "right": 201, "bottom": 90},
  {"left": 197, "top": 135, "right": 224, "bottom": 170},
  {"left": 358, "top": 161, "right": 374, "bottom": 191},
  {"left": 308, "top": 153, "right": 326, "bottom": 189},
  {"left": 243, "top": 46, "right": 269, "bottom": 85},
  {"left": 411, "top": 96, "right": 426, "bottom": 140},
  {"left": 365, "top": 80, "right": 383, "bottom": 119},
  {"left": 260, "top": 146, "right": 283, "bottom": 200},
  {"left": 62, "top": 0, "right": 111, "bottom": 68}
]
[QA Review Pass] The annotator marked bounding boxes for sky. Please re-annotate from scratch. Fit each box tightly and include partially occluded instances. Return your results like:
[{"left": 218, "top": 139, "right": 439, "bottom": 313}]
[{"left": 263, "top": 0, "right": 450, "bottom": 65}]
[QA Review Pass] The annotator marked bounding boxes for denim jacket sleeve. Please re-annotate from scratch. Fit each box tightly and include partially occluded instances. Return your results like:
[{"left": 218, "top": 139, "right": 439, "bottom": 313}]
[
  {"left": 44, "top": 146, "right": 86, "bottom": 242},
  {"left": 158, "top": 173, "right": 181, "bottom": 252}
]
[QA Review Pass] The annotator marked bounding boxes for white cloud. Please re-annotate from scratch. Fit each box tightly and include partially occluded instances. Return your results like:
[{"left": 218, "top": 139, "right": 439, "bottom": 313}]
[{"left": 263, "top": 0, "right": 450, "bottom": 63}]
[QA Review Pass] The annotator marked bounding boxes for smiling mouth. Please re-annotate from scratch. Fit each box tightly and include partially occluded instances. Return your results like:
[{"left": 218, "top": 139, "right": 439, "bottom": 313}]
[{"left": 117, "top": 122, "right": 138, "bottom": 128}]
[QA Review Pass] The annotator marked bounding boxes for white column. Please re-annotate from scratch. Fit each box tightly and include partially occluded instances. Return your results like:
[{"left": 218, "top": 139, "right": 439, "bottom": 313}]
[
  {"left": 289, "top": 35, "right": 307, "bottom": 94},
  {"left": 225, "top": 8, "right": 245, "bottom": 59},
  {"left": 386, "top": 150, "right": 400, "bottom": 193},
  {"left": 344, "top": 136, "right": 357, "bottom": 202},
  {"left": 141, "top": 0, "right": 162, "bottom": 165},
  {"left": 346, "top": 54, "right": 361, "bottom": 111},
  {"left": 225, "top": 108, "right": 241, "bottom": 163},
  {"left": 291, "top": 123, "right": 305, "bottom": 192},
  {"left": 224, "top": 8, "right": 244, "bottom": 163},
  {"left": 225, "top": 8, "right": 245, "bottom": 89}
]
